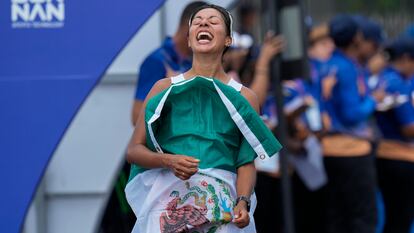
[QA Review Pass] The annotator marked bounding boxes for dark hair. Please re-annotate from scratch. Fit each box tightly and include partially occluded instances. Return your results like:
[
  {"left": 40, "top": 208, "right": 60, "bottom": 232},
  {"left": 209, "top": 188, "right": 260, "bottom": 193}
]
[
  {"left": 189, "top": 4, "right": 232, "bottom": 37},
  {"left": 352, "top": 15, "right": 384, "bottom": 45},
  {"left": 329, "top": 14, "right": 359, "bottom": 48},
  {"left": 179, "top": 1, "right": 207, "bottom": 26},
  {"left": 384, "top": 36, "right": 414, "bottom": 62}
]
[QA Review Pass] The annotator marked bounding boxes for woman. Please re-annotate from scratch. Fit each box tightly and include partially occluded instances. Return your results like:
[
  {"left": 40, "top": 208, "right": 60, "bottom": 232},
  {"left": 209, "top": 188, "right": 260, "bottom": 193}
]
[
  {"left": 125, "top": 4, "right": 281, "bottom": 233},
  {"left": 375, "top": 37, "right": 414, "bottom": 233}
]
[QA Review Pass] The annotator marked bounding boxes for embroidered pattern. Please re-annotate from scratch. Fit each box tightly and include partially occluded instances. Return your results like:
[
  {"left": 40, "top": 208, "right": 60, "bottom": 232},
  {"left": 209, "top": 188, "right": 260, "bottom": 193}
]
[{"left": 159, "top": 173, "right": 233, "bottom": 233}]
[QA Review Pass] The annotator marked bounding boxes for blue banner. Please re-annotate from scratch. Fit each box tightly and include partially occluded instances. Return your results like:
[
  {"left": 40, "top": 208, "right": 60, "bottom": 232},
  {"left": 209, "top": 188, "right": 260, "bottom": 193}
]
[{"left": 0, "top": 1, "right": 165, "bottom": 232}]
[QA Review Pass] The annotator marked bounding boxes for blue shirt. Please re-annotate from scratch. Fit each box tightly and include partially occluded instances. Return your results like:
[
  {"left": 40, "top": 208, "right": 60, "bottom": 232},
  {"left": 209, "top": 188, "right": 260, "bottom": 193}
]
[
  {"left": 135, "top": 37, "right": 192, "bottom": 100},
  {"left": 309, "top": 59, "right": 322, "bottom": 101},
  {"left": 376, "top": 67, "right": 414, "bottom": 142},
  {"left": 411, "top": 77, "right": 414, "bottom": 106},
  {"left": 309, "top": 58, "right": 333, "bottom": 105},
  {"left": 283, "top": 78, "right": 323, "bottom": 131},
  {"left": 280, "top": 58, "right": 329, "bottom": 132},
  {"left": 323, "top": 49, "right": 376, "bottom": 138}
]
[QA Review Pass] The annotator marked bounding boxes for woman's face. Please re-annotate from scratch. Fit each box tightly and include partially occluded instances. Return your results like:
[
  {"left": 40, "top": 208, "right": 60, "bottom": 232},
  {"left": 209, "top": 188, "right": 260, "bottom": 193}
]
[{"left": 188, "top": 8, "right": 232, "bottom": 55}]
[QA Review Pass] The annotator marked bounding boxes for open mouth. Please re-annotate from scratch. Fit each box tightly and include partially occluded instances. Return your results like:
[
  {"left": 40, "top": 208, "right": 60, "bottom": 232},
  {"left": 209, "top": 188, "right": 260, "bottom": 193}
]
[{"left": 196, "top": 31, "right": 213, "bottom": 43}]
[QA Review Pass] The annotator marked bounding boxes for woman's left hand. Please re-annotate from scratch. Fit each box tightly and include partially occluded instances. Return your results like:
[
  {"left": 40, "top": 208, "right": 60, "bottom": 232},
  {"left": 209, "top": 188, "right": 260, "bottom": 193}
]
[{"left": 233, "top": 201, "right": 250, "bottom": 228}]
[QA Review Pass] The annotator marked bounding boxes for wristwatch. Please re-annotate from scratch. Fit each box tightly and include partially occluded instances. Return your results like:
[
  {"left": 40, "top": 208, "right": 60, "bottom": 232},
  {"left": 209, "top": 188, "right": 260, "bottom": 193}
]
[{"left": 236, "top": 196, "right": 251, "bottom": 212}]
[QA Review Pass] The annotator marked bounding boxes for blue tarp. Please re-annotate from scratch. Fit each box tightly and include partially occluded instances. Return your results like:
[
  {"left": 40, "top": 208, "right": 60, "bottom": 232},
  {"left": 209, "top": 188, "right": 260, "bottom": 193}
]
[{"left": 0, "top": 1, "right": 165, "bottom": 232}]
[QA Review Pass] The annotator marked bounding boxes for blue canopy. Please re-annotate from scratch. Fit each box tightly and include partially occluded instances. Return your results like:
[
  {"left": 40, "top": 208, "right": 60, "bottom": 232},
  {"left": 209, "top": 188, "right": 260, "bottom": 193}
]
[{"left": 0, "top": 0, "right": 165, "bottom": 232}]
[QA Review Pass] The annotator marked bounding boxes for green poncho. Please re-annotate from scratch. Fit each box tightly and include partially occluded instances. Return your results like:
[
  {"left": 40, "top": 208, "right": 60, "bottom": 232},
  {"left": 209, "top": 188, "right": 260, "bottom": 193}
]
[{"left": 129, "top": 76, "right": 282, "bottom": 181}]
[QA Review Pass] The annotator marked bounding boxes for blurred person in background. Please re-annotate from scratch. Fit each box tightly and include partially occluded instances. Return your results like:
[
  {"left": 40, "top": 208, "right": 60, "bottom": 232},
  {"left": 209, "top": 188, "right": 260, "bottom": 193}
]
[
  {"left": 249, "top": 32, "right": 284, "bottom": 107},
  {"left": 375, "top": 37, "right": 414, "bottom": 233},
  {"left": 308, "top": 23, "right": 335, "bottom": 62},
  {"left": 353, "top": 15, "right": 385, "bottom": 66},
  {"left": 237, "top": 3, "right": 258, "bottom": 40},
  {"left": 352, "top": 15, "right": 387, "bottom": 91},
  {"left": 245, "top": 32, "right": 286, "bottom": 233},
  {"left": 401, "top": 24, "right": 414, "bottom": 93},
  {"left": 366, "top": 52, "right": 388, "bottom": 90},
  {"left": 403, "top": 23, "right": 414, "bottom": 39},
  {"left": 403, "top": 23, "right": 414, "bottom": 99},
  {"left": 289, "top": 22, "right": 334, "bottom": 233},
  {"left": 223, "top": 32, "right": 254, "bottom": 82},
  {"left": 320, "top": 14, "right": 386, "bottom": 233},
  {"left": 131, "top": 1, "right": 206, "bottom": 125},
  {"left": 307, "top": 22, "right": 335, "bottom": 127},
  {"left": 306, "top": 22, "right": 337, "bottom": 134},
  {"left": 232, "top": 3, "right": 263, "bottom": 89}
]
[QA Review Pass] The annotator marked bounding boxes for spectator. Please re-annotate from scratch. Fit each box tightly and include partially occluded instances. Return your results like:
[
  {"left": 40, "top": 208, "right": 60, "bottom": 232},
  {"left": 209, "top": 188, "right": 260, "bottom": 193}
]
[
  {"left": 237, "top": 3, "right": 258, "bottom": 38},
  {"left": 375, "top": 37, "right": 414, "bottom": 233},
  {"left": 290, "top": 23, "right": 334, "bottom": 233},
  {"left": 131, "top": 1, "right": 206, "bottom": 125},
  {"left": 353, "top": 15, "right": 385, "bottom": 65},
  {"left": 321, "top": 14, "right": 385, "bottom": 233},
  {"left": 352, "top": 15, "right": 387, "bottom": 91}
]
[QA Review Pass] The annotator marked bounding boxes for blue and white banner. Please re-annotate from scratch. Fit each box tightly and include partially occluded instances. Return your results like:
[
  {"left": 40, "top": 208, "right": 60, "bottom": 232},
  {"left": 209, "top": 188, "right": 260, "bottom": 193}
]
[{"left": 0, "top": 0, "right": 165, "bottom": 232}]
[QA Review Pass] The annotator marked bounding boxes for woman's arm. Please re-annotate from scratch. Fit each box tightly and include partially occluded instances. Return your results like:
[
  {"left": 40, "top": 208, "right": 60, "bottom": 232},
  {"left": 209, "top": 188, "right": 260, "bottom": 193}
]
[
  {"left": 126, "top": 78, "right": 199, "bottom": 180},
  {"left": 233, "top": 162, "right": 256, "bottom": 228},
  {"left": 233, "top": 87, "right": 260, "bottom": 228}
]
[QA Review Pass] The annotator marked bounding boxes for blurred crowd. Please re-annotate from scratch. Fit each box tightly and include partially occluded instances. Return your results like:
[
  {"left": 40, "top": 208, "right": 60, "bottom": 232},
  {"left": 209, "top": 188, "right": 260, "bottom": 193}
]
[
  {"left": 130, "top": 2, "right": 414, "bottom": 233},
  {"left": 227, "top": 5, "right": 414, "bottom": 233}
]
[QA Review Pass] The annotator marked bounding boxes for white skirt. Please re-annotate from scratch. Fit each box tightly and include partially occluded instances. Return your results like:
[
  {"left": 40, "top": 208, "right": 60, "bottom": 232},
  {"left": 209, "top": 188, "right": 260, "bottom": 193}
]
[{"left": 125, "top": 168, "right": 257, "bottom": 233}]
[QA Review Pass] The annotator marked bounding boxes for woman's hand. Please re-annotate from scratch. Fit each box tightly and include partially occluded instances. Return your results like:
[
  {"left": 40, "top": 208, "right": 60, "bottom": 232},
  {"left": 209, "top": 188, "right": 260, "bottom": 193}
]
[
  {"left": 163, "top": 154, "right": 200, "bottom": 180},
  {"left": 257, "top": 31, "right": 285, "bottom": 65},
  {"left": 233, "top": 201, "right": 250, "bottom": 228}
]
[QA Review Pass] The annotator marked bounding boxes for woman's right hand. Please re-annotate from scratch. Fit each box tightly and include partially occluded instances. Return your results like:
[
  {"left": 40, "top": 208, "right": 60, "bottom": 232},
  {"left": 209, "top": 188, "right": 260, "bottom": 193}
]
[
  {"left": 258, "top": 31, "right": 284, "bottom": 64},
  {"left": 163, "top": 154, "right": 200, "bottom": 180}
]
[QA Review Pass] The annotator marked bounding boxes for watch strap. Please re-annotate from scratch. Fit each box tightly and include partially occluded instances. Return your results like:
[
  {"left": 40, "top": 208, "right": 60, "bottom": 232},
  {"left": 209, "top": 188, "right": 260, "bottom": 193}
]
[{"left": 236, "top": 196, "right": 251, "bottom": 212}]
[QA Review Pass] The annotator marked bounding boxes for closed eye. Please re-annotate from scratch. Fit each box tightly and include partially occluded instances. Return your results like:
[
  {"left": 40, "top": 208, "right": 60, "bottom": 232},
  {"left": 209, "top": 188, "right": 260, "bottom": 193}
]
[
  {"left": 192, "top": 18, "right": 202, "bottom": 25},
  {"left": 208, "top": 16, "right": 221, "bottom": 24},
  {"left": 209, "top": 19, "right": 220, "bottom": 25},
  {"left": 192, "top": 15, "right": 222, "bottom": 26}
]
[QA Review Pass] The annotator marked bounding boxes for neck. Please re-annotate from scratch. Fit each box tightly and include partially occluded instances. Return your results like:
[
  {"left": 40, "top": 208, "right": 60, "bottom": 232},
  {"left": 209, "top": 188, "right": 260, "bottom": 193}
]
[
  {"left": 341, "top": 46, "right": 359, "bottom": 61},
  {"left": 188, "top": 53, "right": 228, "bottom": 82},
  {"left": 173, "top": 28, "right": 190, "bottom": 58}
]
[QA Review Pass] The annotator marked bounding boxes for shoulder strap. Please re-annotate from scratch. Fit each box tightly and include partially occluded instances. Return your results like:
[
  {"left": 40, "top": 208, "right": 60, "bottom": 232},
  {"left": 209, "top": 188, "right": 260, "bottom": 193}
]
[
  {"left": 170, "top": 74, "right": 185, "bottom": 84},
  {"left": 227, "top": 78, "right": 243, "bottom": 92}
]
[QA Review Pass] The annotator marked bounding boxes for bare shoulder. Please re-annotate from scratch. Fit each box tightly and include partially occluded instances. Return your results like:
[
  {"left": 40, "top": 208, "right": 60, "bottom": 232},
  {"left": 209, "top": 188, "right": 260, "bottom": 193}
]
[
  {"left": 240, "top": 86, "right": 260, "bottom": 113},
  {"left": 153, "top": 77, "right": 172, "bottom": 92},
  {"left": 150, "top": 78, "right": 171, "bottom": 94},
  {"left": 144, "top": 78, "right": 172, "bottom": 102}
]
